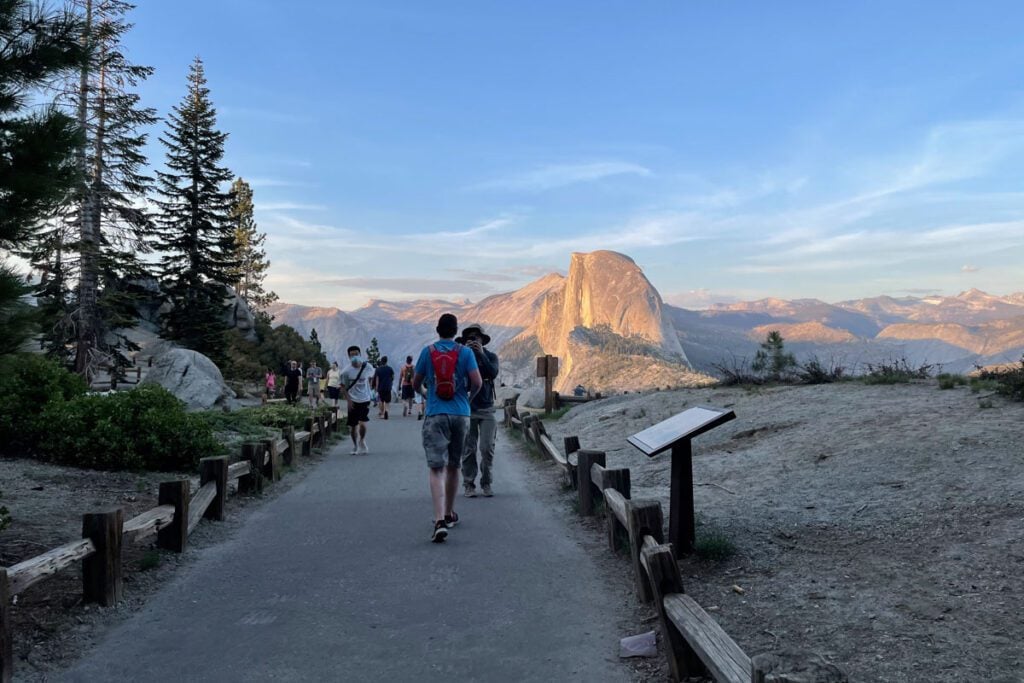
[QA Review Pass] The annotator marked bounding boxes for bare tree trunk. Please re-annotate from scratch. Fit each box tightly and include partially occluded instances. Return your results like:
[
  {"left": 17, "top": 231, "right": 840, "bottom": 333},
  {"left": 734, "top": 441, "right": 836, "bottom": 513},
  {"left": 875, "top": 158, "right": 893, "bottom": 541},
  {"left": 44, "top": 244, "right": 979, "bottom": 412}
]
[{"left": 74, "top": 0, "right": 97, "bottom": 377}]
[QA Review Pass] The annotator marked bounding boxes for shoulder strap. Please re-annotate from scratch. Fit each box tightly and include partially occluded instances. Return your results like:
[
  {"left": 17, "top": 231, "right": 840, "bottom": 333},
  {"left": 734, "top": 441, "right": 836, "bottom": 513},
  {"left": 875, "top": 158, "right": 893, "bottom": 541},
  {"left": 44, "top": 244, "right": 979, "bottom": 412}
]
[{"left": 346, "top": 363, "right": 366, "bottom": 391}]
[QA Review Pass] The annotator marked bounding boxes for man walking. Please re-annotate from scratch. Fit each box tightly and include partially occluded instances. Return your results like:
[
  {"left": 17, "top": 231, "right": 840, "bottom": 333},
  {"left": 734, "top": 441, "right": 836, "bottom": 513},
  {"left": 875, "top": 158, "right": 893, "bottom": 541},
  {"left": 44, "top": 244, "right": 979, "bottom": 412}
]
[
  {"left": 413, "top": 313, "right": 481, "bottom": 543},
  {"left": 340, "top": 345, "right": 375, "bottom": 455},
  {"left": 399, "top": 355, "right": 416, "bottom": 417},
  {"left": 374, "top": 356, "right": 395, "bottom": 419},
  {"left": 460, "top": 323, "right": 499, "bottom": 498},
  {"left": 284, "top": 360, "right": 301, "bottom": 405},
  {"left": 306, "top": 359, "right": 323, "bottom": 408}
]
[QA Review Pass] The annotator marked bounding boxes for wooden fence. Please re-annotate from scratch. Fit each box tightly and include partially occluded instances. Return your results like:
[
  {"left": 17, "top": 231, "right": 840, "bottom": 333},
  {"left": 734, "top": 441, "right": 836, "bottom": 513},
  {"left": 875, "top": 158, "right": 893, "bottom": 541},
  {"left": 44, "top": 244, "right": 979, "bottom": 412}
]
[
  {"left": 501, "top": 398, "right": 847, "bottom": 683},
  {"left": 0, "top": 408, "right": 341, "bottom": 683}
]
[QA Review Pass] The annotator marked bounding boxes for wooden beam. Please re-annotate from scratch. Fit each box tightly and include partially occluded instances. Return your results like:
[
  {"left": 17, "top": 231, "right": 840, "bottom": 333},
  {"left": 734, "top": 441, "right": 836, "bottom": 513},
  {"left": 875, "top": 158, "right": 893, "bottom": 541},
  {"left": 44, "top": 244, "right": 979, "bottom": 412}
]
[
  {"left": 82, "top": 508, "right": 124, "bottom": 606},
  {"left": 317, "top": 414, "right": 327, "bottom": 451},
  {"left": 123, "top": 505, "right": 176, "bottom": 544},
  {"left": 281, "top": 426, "right": 296, "bottom": 467},
  {"left": 0, "top": 569, "right": 10, "bottom": 683},
  {"left": 670, "top": 439, "right": 696, "bottom": 553},
  {"left": 628, "top": 500, "right": 664, "bottom": 602},
  {"left": 663, "top": 594, "right": 750, "bottom": 683},
  {"left": 576, "top": 450, "right": 606, "bottom": 516},
  {"left": 6, "top": 538, "right": 95, "bottom": 595},
  {"left": 227, "top": 460, "right": 250, "bottom": 481},
  {"left": 262, "top": 437, "right": 280, "bottom": 482},
  {"left": 157, "top": 480, "right": 189, "bottom": 553},
  {"left": 238, "top": 443, "right": 263, "bottom": 494},
  {"left": 199, "top": 456, "right": 229, "bottom": 521},
  {"left": 187, "top": 481, "right": 217, "bottom": 536},
  {"left": 640, "top": 543, "right": 703, "bottom": 681}
]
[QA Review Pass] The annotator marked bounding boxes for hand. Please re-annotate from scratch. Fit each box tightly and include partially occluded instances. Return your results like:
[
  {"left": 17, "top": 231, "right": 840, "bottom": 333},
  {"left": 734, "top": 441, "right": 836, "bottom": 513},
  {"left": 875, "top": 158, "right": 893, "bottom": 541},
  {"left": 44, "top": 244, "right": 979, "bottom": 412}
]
[{"left": 468, "top": 340, "right": 483, "bottom": 353}]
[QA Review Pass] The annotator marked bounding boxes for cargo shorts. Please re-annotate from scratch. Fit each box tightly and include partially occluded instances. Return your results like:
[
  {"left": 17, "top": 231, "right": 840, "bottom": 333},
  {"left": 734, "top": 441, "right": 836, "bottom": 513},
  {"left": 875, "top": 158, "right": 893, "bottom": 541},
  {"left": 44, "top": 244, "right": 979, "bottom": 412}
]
[{"left": 422, "top": 414, "right": 469, "bottom": 469}]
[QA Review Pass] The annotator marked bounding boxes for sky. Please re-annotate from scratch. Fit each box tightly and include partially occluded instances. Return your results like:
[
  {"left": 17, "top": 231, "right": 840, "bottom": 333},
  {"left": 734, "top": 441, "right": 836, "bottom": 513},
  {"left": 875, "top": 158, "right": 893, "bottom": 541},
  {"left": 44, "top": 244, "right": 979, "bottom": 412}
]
[{"left": 122, "top": 1, "right": 1024, "bottom": 309}]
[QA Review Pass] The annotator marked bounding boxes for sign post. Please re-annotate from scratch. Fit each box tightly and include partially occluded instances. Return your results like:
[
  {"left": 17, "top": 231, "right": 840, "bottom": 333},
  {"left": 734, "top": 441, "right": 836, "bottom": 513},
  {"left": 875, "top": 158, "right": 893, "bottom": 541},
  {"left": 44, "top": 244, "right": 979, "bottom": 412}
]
[
  {"left": 627, "top": 406, "right": 736, "bottom": 552},
  {"left": 536, "top": 355, "right": 559, "bottom": 415}
]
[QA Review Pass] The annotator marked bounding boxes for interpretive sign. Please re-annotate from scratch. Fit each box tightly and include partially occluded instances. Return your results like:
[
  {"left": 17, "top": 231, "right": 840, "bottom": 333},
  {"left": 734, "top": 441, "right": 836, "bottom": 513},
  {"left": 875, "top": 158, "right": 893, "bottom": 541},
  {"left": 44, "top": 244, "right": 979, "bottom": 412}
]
[{"left": 627, "top": 406, "right": 736, "bottom": 551}]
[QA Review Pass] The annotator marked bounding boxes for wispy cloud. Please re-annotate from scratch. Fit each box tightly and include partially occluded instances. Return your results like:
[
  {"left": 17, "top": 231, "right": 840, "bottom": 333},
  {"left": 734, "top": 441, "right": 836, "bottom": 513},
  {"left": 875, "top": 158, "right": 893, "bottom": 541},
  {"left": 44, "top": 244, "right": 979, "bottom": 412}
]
[
  {"left": 249, "top": 177, "right": 309, "bottom": 189},
  {"left": 429, "top": 216, "right": 515, "bottom": 239},
  {"left": 318, "top": 276, "right": 494, "bottom": 295},
  {"left": 470, "top": 161, "right": 652, "bottom": 192},
  {"left": 961, "top": 264, "right": 980, "bottom": 273}
]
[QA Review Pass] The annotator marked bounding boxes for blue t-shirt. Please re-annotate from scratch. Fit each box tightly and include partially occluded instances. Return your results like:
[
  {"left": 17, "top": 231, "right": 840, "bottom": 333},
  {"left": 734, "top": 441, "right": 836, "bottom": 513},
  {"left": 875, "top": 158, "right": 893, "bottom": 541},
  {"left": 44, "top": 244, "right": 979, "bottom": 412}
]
[{"left": 415, "top": 340, "right": 479, "bottom": 417}]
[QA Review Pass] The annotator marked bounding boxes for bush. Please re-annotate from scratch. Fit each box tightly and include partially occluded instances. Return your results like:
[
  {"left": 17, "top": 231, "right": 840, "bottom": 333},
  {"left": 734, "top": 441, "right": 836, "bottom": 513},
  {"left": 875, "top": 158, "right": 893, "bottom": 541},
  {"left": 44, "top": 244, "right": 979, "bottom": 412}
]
[
  {"left": 862, "top": 357, "right": 934, "bottom": 384},
  {"left": 0, "top": 491, "right": 10, "bottom": 532},
  {"left": 797, "top": 357, "right": 847, "bottom": 384},
  {"left": 0, "top": 354, "right": 87, "bottom": 455},
  {"left": 976, "top": 358, "right": 1024, "bottom": 401},
  {"left": 39, "top": 385, "right": 221, "bottom": 471},
  {"left": 937, "top": 373, "right": 968, "bottom": 390}
]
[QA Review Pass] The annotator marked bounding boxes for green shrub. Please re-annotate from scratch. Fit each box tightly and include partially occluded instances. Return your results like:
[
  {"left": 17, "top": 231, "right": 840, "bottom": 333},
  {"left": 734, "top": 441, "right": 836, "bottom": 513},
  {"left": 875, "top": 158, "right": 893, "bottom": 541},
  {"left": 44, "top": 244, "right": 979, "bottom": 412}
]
[
  {"left": 39, "top": 385, "right": 221, "bottom": 471},
  {"left": 937, "top": 373, "right": 967, "bottom": 390},
  {"left": 798, "top": 357, "right": 847, "bottom": 384},
  {"left": 976, "top": 358, "right": 1024, "bottom": 401},
  {"left": 694, "top": 529, "right": 737, "bottom": 560},
  {"left": 862, "top": 358, "right": 933, "bottom": 384},
  {"left": 0, "top": 354, "right": 87, "bottom": 456}
]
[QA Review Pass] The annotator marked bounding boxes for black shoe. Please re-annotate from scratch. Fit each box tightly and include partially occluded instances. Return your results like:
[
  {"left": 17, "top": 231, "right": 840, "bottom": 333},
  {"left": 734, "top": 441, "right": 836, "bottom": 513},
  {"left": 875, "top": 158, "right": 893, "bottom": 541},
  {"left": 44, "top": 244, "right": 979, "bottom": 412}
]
[
  {"left": 444, "top": 511, "right": 459, "bottom": 527},
  {"left": 431, "top": 520, "right": 448, "bottom": 543}
]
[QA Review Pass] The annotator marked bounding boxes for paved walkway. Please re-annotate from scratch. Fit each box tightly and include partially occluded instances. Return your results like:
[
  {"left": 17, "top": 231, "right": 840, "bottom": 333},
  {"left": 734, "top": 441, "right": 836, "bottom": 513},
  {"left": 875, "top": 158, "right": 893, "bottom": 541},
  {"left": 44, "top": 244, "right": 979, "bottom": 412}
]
[{"left": 63, "top": 413, "right": 630, "bottom": 682}]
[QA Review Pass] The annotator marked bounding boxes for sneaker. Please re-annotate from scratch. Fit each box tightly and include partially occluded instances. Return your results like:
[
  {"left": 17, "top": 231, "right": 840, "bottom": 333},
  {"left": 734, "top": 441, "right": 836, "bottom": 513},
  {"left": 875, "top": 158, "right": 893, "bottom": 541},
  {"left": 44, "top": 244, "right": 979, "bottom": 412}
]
[
  {"left": 464, "top": 484, "right": 477, "bottom": 498},
  {"left": 350, "top": 445, "right": 358, "bottom": 455},
  {"left": 444, "top": 511, "right": 459, "bottom": 527},
  {"left": 417, "top": 413, "right": 423, "bottom": 420},
  {"left": 431, "top": 521, "right": 448, "bottom": 543},
  {"left": 383, "top": 412, "right": 389, "bottom": 420},
  {"left": 358, "top": 439, "right": 368, "bottom": 454},
  {"left": 481, "top": 485, "right": 493, "bottom": 497}
]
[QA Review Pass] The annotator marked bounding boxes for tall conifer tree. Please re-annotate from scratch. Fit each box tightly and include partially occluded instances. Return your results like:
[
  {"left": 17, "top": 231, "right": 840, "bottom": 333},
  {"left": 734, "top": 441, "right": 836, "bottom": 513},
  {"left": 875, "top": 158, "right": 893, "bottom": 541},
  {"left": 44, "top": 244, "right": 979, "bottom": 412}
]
[
  {"left": 153, "top": 57, "right": 236, "bottom": 362},
  {"left": 228, "top": 177, "right": 277, "bottom": 313},
  {"left": 0, "top": 0, "right": 86, "bottom": 355}
]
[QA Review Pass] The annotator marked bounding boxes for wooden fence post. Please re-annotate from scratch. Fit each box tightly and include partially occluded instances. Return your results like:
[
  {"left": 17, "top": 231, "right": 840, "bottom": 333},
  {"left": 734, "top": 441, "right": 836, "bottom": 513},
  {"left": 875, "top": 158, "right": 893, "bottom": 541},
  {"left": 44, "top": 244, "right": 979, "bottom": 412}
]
[
  {"left": 601, "top": 468, "right": 631, "bottom": 551},
  {"left": 82, "top": 508, "right": 123, "bottom": 606},
  {"left": 303, "top": 418, "right": 314, "bottom": 457},
  {"left": 238, "top": 443, "right": 262, "bottom": 494},
  {"left": 317, "top": 414, "right": 327, "bottom": 451},
  {"left": 1, "top": 568, "right": 11, "bottom": 683},
  {"left": 576, "top": 450, "right": 606, "bottom": 515},
  {"left": 751, "top": 653, "right": 848, "bottom": 682},
  {"left": 281, "top": 426, "right": 296, "bottom": 467},
  {"left": 564, "top": 436, "right": 581, "bottom": 488},
  {"left": 262, "top": 438, "right": 280, "bottom": 482},
  {"left": 157, "top": 480, "right": 189, "bottom": 552},
  {"left": 641, "top": 543, "right": 703, "bottom": 681},
  {"left": 199, "top": 456, "right": 228, "bottom": 521},
  {"left": 628, "top": 500, "right": 664, "bottom": 602}
]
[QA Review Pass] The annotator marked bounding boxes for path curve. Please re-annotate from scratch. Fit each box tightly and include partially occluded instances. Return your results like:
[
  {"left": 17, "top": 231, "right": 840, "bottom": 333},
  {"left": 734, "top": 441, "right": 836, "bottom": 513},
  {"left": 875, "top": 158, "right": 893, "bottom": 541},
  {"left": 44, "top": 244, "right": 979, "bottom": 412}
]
[{"left": 62, "top": 413, "right": 631, "bottom": 682}]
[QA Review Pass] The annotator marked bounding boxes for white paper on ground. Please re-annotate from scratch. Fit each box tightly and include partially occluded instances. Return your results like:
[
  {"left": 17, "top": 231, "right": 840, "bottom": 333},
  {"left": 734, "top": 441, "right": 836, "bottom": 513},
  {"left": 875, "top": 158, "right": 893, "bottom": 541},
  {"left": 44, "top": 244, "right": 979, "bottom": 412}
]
[{"left": 619, "top": 630, "right": 658, "bottom": 658}]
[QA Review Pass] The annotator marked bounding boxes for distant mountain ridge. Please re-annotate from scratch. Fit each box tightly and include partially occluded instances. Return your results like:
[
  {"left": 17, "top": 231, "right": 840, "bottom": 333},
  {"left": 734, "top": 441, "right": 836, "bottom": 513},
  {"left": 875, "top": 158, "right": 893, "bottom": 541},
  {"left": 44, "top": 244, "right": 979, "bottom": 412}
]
[{"left": 268, "top": 255, "right": 1024, "bottom": 389}]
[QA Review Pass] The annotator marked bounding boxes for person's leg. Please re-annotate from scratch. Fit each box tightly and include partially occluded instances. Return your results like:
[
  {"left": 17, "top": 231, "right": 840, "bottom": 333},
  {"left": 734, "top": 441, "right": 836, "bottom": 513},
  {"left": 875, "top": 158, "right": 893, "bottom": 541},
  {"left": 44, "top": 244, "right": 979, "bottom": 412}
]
[
  {"left": 478, "top": 411, "right": 498, "bottom": 491},
  {"left": 444, "top": 465, "right": 460, "bottom": 517},
  {"left": 429, "top": 467, "right": 448, "bottom": 522},
  {"left": 358, "top": 420, "right": 368, "bottom": 451},
  {"left": 348, "top": 406, "right": 359, "bottom": 452},
  {"left": 462, "top": 416, "right": 480, "bottom": 491},
  {"left": 444, "top": 416, "right": 468, "bottom": 517}
]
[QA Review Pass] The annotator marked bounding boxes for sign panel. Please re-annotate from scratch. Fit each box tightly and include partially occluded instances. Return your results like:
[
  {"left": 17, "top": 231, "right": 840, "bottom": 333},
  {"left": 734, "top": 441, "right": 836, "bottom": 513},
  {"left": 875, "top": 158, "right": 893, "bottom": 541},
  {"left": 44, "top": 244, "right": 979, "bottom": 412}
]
[{"left": 627, "top": 406, "right": 736, "bottom": 457}]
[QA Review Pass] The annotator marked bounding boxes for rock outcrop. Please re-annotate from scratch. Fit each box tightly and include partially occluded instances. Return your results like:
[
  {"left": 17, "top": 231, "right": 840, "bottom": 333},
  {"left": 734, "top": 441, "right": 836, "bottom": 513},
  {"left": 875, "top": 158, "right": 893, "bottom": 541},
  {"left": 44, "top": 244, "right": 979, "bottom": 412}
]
[{"left": 141, "top": 348, "right": 238, "bottom": 411}]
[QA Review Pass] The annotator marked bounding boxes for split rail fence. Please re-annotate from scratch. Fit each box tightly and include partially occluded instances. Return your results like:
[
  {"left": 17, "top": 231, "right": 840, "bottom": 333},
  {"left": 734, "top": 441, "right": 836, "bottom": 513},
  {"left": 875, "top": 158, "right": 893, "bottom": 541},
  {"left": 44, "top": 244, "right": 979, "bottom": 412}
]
[
  {"left": 501, "top": 397, "right": 847, "bottom": 683},
  {"left": 0, "top": 409, "right": 341, "bottom": 683}
]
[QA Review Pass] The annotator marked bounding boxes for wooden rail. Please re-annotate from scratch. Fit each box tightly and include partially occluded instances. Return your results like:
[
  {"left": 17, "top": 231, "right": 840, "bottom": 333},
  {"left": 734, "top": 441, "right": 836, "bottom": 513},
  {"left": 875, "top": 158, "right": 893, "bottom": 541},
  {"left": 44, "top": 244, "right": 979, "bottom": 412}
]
[
  {"left": 499, "top": 408, "right": 847, "bottom": 683},
  {"left": 0, "top": 407, "right": 343, "bottom": 683}
]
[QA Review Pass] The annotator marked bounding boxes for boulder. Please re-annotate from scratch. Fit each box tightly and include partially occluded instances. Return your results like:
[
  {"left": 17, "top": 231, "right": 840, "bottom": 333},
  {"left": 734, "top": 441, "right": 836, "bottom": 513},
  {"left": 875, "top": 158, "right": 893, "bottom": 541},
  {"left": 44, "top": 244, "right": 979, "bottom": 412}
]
[
  {"left": 225, "top": 287, "right": 258, "bottom": 342},
  {"left": 519, "top": 387, "right": 546, "bottom": 410},
  {"left": 141, "top": 348, "right": 238, "bottom": 411}
]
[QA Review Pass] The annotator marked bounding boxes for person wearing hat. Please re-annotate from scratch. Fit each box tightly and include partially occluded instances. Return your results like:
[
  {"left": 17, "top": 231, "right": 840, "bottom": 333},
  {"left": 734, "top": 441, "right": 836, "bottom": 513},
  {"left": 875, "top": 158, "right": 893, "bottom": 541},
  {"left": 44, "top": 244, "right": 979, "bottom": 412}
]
[{"left": 459, "top": 322, "right": 500, "bottom": 498}]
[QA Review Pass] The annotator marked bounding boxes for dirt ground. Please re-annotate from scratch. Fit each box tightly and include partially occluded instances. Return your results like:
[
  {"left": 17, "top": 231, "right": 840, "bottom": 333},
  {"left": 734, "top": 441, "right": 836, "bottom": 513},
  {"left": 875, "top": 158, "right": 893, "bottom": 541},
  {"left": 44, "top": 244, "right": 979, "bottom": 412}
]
[
  {"left": 0, "top": 442, "right": 333, "bottom": 681},
  {"left": 530, "top": 381, "right": 1024, "bottom": 683}
]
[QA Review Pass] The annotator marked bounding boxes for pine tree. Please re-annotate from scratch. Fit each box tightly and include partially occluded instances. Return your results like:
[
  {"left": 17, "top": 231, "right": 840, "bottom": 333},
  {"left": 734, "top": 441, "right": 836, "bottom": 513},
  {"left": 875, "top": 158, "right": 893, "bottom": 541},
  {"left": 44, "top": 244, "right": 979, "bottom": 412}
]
[
  {"left": 309, "top": 327, "right": 321, "bottom": 353},
  {"left": 366, "top": 337, "right": 381, "bottom": 367},
  {"left": 153, "top": 57, "right": 237, "bottom": 363},
  {"left": 228, "top": 177, "right": 277, "bottom": 312},
  {"left": 0, "top": 1, "right": 86, "bottom": 356},
  {"left": 34, "top": 0, "right": 158, "bottom": 375},
  {"left": 752, "top": 330, "right": 796, "bottom": 380}
]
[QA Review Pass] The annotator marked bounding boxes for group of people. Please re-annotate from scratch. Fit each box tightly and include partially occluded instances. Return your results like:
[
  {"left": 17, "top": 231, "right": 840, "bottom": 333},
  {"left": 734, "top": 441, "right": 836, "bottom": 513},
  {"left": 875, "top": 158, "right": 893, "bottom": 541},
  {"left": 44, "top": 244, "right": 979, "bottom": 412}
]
[{"left": 262, "top": 314, "right": 500, "bottom": 544}]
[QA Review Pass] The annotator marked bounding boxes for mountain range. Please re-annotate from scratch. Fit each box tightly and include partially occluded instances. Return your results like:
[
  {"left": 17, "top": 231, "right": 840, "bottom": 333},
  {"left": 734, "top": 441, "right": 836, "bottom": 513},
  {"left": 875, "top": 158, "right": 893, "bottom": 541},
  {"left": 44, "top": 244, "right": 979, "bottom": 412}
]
[{"left": 267, "top": 251, "right": 1024, "bottom": 391}]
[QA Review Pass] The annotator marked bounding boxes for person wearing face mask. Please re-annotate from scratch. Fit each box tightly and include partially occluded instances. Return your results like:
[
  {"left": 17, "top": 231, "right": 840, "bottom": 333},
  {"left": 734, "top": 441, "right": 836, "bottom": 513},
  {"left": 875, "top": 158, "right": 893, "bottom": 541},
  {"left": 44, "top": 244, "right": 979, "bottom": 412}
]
[{"left": 340, "top": 345, "right": 376, "bottom": 455}]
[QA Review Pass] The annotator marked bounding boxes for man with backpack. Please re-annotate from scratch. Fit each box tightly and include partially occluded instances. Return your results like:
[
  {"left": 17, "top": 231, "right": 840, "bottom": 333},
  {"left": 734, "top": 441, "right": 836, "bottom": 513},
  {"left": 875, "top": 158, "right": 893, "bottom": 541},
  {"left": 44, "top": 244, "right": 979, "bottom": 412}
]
[
  {"left": 413, "top": 313, "right": 482, "bottom": 543},
  {"left": 399, "top": 355, "right": 416, "bottom": 417},
  {"left": 459, "top": 323, "right": 500, "bottom": 498}
]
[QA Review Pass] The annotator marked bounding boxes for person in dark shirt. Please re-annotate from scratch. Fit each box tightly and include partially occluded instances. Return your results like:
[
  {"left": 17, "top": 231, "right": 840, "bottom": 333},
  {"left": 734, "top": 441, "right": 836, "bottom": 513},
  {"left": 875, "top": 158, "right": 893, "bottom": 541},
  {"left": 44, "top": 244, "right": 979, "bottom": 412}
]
[
  {"left": 284, "top": 360, "right": 302, "bottom": 405},
  {"left": 459, "top": 323, "right": 500, "bottom": 498},
  {"left": 374, "top": 356, "right": 395, "bottom": 419}
]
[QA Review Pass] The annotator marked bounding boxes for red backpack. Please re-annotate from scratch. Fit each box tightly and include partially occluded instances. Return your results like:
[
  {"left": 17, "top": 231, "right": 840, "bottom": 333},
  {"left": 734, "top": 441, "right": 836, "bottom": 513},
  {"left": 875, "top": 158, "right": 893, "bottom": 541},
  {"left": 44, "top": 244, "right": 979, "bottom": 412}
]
[{"left": 429, "top": 343, "right": 461, "bottom": 400}]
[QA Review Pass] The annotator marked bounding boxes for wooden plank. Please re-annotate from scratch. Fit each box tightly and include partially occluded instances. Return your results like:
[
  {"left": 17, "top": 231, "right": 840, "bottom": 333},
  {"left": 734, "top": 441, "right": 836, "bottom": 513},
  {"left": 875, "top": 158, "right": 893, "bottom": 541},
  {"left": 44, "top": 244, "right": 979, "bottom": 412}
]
[
  {"left": 123, "top": 505, "right": 176, "bottom": 544},
  {"left": 276, "top": 439, "right": 288, "bottom": 455},
  {"left": 640, "top": 543, "right": 702, "bottom": 680},
  {"left": 227, "top": 460, "right": 250, "bottom": 481},
  {"left": 603, "top": 487, "right": 629, "bottom": 527},
  {"left": 539, "top": 434, "right": 567, "bottom": 467},
  {"left": 187, "top": 481, "right": 218, "bottom": 536},
  {"left": 628, "top": 500, "right": 664, "bottom": 602},
  {"left": 200, "top": 456, "right": 229, "bottom": 521},
  {"left": 1, "top": 568, "right": 11, "bottom": 683},
  {"left": 663, "top": 594, "right": 751, "bottom": 683},
  {"left": 82, "top": 509, "right": 123, "bottom": 606},
  {"left": 157, "top": 480, "right": 189, "bottom": 553},
  {"left": 6, "top": 539, "right": 96, "bottom": 595},
  {"left": 295, "top": 431, "right": 311, "bottom": 442},
  {"left": 281, "top": 426, "right": 296, "bottom": 467},
  {"left": 576, "top": 450, "right": 605, "bottom": 516}
]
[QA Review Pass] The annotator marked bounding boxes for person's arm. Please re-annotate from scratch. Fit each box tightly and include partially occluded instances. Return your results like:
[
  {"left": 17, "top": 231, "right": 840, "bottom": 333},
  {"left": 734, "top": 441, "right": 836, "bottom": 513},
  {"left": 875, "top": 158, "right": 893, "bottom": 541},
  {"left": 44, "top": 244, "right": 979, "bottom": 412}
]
[
  {"left": 412, "top": 371, "right": 425, "bottom": 394},
  {"left": 473, "top": 347, "right": 498, "bottom": 380},
  {"left": 467, "top": 369, "right": 483, "bottom": 401}
]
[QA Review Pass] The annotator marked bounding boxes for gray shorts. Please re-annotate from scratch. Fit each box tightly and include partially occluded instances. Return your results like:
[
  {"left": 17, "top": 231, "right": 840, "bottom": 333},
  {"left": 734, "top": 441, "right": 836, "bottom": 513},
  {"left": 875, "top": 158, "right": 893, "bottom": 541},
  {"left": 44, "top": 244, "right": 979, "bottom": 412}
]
[{"left": 422, "top": 414, "right": 469, "bottom": 469}]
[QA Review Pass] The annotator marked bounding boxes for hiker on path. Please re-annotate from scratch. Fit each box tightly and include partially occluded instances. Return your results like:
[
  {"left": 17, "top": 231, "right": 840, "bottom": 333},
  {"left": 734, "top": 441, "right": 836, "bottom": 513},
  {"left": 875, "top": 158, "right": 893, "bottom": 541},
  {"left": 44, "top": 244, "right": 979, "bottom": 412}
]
[
  {"left": 340, "top": 345, "right": 375, "bottom": 455},
  {"left": 265, "top": 368, "right": 276, "bottom": 400},
  {"left": 460, "top": 323, "right": 500, "bottom": 498},
  {"left": 374, "top": 356, "right": 395, "bottom": 419},
  {"left": 306, "top": 360, "right": 323, "bottom": 408},
  {"left": 326, "top": 361, "right": 342, "bottom": 407},
  {"left": 413, "top": 313, "right": 482, "bottom": 543},
  {"left": 399, "top": 355, "right": 416, "bottom": 417},
  {"left": 284, "top": 361, "right": 302, "bottom": 405}
]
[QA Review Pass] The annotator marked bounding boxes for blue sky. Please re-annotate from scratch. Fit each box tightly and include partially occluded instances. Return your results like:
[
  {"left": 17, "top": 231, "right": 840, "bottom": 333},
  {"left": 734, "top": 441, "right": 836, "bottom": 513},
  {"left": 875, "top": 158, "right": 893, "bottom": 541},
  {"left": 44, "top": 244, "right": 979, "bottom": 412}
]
[{"left": 125, "top": 1, "right": 1024, "bottom": 309}]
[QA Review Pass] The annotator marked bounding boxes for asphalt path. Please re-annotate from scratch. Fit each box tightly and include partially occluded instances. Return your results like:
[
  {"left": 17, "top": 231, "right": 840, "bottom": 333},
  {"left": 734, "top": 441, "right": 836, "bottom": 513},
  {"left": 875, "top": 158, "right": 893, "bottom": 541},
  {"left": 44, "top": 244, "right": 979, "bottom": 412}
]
[{"left": 62, "top": 411, "right": 631, "bottom": 682}]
